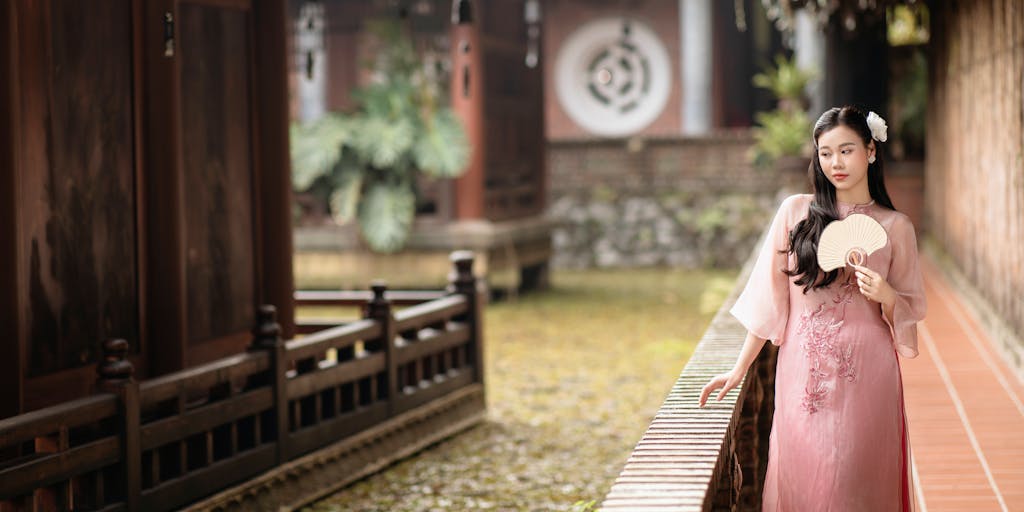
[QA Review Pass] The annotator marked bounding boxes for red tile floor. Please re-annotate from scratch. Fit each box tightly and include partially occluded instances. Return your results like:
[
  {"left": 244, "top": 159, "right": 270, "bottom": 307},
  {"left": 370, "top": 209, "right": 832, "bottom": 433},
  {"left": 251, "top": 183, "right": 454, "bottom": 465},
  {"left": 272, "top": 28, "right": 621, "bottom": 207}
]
[{"left": 901, "top": 254, "right": 1024, "bottom": 511}]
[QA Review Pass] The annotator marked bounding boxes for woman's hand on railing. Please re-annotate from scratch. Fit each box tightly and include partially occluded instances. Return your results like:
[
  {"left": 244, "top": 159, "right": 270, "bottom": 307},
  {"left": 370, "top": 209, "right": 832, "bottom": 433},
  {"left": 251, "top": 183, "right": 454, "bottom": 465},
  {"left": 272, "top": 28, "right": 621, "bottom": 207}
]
[
  {"left": 697, "top": 332, "right": 766, "bottom": 408},
  {"left": 698, "top": 370, "right": 743, "bottom": 408}
]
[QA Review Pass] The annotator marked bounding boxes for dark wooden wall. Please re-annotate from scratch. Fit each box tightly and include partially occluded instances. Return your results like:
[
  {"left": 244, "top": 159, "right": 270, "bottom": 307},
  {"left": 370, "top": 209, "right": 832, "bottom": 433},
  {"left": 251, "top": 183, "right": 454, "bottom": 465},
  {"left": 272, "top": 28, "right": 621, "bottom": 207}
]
[{"left": 0, "top": 0, "right": 295, "bottom": 417}]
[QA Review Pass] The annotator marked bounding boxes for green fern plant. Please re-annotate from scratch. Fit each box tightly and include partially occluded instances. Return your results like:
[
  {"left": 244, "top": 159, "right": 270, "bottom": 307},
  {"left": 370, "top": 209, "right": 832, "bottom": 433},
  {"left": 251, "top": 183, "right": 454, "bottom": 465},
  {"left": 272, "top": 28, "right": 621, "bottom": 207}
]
[{"left": 290, "top": 19, "right": 471, "bottom": 253}]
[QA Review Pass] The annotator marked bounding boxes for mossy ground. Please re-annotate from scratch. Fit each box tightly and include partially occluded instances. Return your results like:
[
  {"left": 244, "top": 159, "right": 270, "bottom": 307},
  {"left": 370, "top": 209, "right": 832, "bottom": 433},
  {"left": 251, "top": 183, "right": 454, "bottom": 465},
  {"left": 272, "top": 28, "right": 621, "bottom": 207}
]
[{"left": 303, "top": 267, "right": 734, "bottom": 511}]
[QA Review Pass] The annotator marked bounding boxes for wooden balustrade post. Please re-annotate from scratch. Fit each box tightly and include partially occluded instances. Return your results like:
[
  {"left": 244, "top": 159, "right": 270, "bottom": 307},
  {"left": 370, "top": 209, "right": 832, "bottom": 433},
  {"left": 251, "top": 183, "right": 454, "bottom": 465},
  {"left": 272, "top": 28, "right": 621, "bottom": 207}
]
[
  {"left": 96, "top": 339, "right": 141, "bottom": 511},
  {"left": 447, "top": 250, "right": 484, "bottom": 386},
  {"left": 250, "top": 305, "right": 289, "bottom": 464},
  {"left": 364, "top": 281, "right": 397, "bottom": 416}
]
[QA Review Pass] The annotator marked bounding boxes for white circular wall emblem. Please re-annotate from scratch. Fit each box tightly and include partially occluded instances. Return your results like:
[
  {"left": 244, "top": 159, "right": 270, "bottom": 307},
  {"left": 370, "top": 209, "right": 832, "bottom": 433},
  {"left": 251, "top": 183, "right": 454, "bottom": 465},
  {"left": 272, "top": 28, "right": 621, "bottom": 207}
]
[{"left": 555, "top": 17, "right": 672, "bottom": 137}]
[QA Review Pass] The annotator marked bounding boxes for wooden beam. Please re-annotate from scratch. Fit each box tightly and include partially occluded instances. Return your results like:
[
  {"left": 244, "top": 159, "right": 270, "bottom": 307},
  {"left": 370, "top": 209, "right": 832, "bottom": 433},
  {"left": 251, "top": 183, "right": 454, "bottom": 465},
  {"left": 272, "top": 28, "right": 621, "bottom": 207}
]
[
  {"left": 252, "top": 0, "right": 296, "bottom": 339},
  {"left": 131, "top": 0, "right": 150, "bottom": 379},
  {"left": 143, "top": 0, "right": 187, "bottom": 376},
  {"left": 0, "top": 0, "right": 22, "bottom": 418}
]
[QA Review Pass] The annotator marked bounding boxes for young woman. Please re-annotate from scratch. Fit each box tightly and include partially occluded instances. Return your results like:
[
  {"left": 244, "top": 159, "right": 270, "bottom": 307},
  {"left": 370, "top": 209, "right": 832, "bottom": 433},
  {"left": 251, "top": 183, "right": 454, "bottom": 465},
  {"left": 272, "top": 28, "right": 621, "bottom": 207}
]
[{"left": 699, "top": 106, "right": 926, "bottom": 511}]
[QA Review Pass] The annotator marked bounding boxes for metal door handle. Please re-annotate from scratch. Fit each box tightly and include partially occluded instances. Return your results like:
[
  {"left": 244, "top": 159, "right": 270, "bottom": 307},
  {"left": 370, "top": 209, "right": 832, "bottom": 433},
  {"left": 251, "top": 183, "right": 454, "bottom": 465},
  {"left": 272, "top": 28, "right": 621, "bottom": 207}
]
[{"left": 163, "top": 12, "right": 175, "bottom": 57}]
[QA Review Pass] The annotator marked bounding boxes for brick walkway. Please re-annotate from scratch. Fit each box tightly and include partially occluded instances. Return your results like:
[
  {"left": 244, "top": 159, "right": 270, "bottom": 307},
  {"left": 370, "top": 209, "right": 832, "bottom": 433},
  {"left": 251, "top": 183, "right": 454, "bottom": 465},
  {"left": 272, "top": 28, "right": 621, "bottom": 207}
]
[{"left": 901, "top": 253, "right": 1024, "bottom": 512}]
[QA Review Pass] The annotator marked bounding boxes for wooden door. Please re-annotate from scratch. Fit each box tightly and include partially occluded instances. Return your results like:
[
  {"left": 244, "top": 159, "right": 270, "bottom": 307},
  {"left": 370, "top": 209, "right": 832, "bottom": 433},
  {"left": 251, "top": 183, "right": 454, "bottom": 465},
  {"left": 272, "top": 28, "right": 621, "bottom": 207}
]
[
  {"left": 145, "top": 0, "right": 262, "bottom": 373},
  {"left": 0, "top": 0, "right": 293, "bottom": 417},
  {"left": 10, "top": 0, "right": 146, "bottom": 412}
]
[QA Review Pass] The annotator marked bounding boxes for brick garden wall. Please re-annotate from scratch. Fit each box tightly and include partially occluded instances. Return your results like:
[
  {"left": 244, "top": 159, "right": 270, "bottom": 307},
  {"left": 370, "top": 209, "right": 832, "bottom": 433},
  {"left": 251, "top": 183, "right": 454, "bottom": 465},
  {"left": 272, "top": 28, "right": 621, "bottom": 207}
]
[
  {"left": 546, "top": 131, "right": 807, "bottom": 269},
  {"left": 542, "top": 0, "right": 682, "bottom": 139},
  {"left": 926, "top": 1, "right": 1024, "bottom": 368}
]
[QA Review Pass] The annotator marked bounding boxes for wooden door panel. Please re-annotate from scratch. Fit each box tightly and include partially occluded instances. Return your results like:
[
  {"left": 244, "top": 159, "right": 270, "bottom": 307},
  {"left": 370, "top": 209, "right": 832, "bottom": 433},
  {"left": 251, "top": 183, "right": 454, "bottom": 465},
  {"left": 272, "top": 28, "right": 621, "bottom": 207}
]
[
  {"left": 178, "top": 3, "right": 257, "bottom": 346},
  {"left": 479, "top": 0, "right": 545, "bottom": 220},
  {"left": 18, "top": 0, "right": 140, "bottom": 379}
]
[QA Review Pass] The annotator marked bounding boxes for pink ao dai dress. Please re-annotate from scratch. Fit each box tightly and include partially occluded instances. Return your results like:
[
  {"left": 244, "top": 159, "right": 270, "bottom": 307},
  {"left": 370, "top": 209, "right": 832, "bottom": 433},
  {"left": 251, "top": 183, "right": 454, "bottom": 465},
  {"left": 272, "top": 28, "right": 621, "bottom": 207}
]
[{"left": 730, "top": 194, "right": 927, "bottom": 512}]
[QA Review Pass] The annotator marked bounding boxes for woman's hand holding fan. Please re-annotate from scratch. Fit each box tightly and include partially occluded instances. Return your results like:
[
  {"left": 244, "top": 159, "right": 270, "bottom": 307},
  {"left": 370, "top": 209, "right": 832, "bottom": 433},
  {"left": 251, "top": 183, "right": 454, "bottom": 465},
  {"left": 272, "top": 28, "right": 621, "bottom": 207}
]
[{"left": 817, "top": 214, "right": 897, "bottom": 306}]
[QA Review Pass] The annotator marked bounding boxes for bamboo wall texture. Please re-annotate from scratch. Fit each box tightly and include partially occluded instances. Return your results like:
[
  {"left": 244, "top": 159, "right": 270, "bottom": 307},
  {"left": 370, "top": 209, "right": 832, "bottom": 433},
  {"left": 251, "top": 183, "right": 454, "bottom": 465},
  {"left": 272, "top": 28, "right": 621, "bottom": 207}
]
[{"left": 926, "top": 1, "right": 1024, "bottom": 345}]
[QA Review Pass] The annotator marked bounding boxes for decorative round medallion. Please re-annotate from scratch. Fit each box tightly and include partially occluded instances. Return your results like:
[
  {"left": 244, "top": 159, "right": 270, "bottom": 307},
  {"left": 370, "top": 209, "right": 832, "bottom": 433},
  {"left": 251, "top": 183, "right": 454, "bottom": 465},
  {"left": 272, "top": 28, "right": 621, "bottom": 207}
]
[{"left": 555, "top": 18, "right": 671, "bottom": 137}]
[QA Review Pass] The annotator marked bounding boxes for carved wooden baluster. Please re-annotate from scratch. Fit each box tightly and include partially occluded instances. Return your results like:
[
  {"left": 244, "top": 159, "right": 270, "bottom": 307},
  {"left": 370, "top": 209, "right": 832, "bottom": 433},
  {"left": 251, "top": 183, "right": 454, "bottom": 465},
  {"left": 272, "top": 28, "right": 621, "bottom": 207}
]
[
  {"left": 364, "top": 281, "right": 396, "bottom": 414},
  {"left": 206, "top": 379, "right": 235, "bottom": 461},
  {"left": 249, "top": 305, "right": 288, "bottom": 464},
  {"left": 176, "top": 393, "right": 187, "bottom": 481},
  {"left": 448, "top": 250, "right": 483, "bottom": 385},
  {"left": 293, "top": 327, "right": 319, "bottom": 428},
  {"left": 96, "top": 338, "right": 141, "bottom": 511},
  {"left": 399, "top": 325, "right": 420, "bottom": 393},
  {"left": 333, "top": 285, "right": 359, "bottom": 414},
  {"left": 428, "top": 317, "right": 446, "bottom": 382}
]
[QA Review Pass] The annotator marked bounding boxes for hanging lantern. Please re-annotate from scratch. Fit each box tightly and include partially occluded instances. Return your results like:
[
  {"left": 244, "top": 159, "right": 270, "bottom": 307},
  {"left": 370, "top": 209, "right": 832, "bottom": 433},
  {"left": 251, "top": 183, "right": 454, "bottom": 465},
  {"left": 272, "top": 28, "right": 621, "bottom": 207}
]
[
  {"left": 524, "top": 0, "right": 542, "bottom": 68},
  {"left": 452, "top": 0, "right": 473, "bottom": 25}
]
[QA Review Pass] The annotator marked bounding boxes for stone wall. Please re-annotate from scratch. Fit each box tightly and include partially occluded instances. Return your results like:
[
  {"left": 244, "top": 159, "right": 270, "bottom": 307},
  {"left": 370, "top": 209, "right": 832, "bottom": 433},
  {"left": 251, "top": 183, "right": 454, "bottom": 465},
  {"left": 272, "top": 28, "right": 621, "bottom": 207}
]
[{"left": 547, "top": 132, "right": 806, "bottom": 269}]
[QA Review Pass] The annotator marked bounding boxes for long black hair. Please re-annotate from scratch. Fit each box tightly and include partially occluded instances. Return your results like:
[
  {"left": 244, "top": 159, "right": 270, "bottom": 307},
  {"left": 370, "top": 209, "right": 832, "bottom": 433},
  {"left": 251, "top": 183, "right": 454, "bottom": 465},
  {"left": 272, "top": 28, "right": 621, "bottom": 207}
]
[{"left": 784, "top": 106, "right": 897, "bottom": 293}]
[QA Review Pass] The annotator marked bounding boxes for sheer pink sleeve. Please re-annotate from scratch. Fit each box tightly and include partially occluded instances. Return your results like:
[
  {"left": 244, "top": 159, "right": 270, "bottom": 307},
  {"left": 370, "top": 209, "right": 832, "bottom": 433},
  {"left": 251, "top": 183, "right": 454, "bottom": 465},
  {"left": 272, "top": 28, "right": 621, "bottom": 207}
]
[
  {"left": 729, "top": 196, "right": 796, "bottom": 345},
  {"left": 883, "top": 215, "right": 927, "bottom": 358}
]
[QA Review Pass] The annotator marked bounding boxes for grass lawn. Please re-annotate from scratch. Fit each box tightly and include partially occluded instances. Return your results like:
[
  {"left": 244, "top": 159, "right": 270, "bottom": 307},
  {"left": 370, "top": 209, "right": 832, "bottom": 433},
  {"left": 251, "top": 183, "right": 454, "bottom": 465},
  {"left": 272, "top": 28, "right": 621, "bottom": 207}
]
[{"left": 303, "top": 267, "right": 735, "bottom": 511}]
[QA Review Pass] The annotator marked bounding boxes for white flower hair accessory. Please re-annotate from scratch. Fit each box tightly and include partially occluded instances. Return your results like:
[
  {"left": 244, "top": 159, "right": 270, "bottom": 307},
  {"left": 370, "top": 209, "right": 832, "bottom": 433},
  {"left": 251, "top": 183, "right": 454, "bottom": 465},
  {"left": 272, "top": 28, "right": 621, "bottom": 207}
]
[{"left": 866, "top": 111, "right": 888, "bottom": 142}]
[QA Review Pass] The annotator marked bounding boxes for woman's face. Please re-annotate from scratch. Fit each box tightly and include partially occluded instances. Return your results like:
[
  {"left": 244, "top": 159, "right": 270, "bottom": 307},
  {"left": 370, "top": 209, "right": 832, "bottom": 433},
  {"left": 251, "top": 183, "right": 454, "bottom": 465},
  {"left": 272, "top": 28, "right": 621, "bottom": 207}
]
[{"left": 815, "top": 125, "right": 874, "bottom": 194}]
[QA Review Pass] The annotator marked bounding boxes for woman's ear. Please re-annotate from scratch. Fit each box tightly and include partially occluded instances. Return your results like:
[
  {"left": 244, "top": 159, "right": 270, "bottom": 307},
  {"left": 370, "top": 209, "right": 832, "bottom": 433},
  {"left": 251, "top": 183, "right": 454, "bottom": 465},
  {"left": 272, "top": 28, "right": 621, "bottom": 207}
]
[{"left": 867, "top": 141, "right": 876, "bottom": 160}]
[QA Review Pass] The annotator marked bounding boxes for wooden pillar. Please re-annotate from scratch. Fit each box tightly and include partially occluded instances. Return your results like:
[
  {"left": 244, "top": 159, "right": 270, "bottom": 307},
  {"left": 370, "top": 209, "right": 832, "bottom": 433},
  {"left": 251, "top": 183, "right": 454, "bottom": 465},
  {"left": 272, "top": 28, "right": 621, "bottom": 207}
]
[
  {"left": 97, "top": 339, "right": 141, "bottom": 511},
  {"left": 363, "top": 282, "right": 397, "bottom": 415},
  {"left": 824, "top": 14, "right": 888, "bottom": 112},
  {"left": 143, "top": 0, "right": 187, "bottom": 376},
  {"left": 450, "top": 0, "right": 486, "bottom": 220},
  {"left": 253, "top": 0, "right": 297, "bottom": 339},
  {"left": 250, "top": 304, "right": 289, "bottom": 464},
  {"left": 448, "top": 251, "right": 484, "bottom": 387},
  {"left": 0, "top": 0, "right": 22, "bottom": 418}
]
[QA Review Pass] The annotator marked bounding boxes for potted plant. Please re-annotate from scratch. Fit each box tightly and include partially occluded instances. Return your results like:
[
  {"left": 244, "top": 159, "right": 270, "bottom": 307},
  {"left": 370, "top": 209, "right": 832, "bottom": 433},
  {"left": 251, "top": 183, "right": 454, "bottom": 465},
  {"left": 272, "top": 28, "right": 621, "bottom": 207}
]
[
  {"left": 289, "top": 19, "right": 471, "bottom": 253},
  {"left": 749, "top": 54, "right": 815, "bottom": 171}
]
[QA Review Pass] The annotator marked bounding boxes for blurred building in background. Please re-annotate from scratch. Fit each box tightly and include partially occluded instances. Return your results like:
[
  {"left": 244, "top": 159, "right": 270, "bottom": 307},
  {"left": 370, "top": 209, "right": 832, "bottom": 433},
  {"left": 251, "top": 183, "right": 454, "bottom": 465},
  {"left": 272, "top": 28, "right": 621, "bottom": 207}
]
[
  {"left": 544, "top": 0, "right": 800, "bottom": 270},
  {"left": 544, "top": 0, "right": 783, "bottom": 139},
  {"left": 288, "top": 0, "right": 553, "bottom": 293}
]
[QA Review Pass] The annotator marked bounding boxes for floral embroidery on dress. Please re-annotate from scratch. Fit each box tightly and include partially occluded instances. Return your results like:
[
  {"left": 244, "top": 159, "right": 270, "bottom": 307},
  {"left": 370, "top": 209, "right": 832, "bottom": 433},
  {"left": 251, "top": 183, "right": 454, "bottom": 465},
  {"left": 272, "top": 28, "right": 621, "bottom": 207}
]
[{"left": 797, "top": 276, "right": 860, "bottom": 413}]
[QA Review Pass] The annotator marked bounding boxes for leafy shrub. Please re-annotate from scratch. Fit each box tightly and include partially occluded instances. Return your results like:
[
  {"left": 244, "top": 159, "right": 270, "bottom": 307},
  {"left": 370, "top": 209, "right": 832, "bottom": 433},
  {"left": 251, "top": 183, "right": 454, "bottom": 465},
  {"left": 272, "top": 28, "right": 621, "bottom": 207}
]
[{"left": 290, "top": 19, "right": 471, "bottom": 252}]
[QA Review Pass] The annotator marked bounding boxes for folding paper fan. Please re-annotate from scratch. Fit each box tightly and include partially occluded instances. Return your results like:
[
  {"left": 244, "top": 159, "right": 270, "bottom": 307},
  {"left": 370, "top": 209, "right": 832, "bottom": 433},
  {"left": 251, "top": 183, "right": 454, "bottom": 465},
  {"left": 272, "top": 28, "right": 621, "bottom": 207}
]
[{"left": 817, "top": 213, "right": 888, "bottom": 271}]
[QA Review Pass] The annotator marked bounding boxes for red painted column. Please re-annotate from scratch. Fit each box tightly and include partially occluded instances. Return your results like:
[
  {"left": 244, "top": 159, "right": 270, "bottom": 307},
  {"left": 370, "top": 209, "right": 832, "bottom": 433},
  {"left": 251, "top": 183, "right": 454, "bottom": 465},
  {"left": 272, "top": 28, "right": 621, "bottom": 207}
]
[{"left": 450, "top": 0, "right": 486, "bottom": 220}]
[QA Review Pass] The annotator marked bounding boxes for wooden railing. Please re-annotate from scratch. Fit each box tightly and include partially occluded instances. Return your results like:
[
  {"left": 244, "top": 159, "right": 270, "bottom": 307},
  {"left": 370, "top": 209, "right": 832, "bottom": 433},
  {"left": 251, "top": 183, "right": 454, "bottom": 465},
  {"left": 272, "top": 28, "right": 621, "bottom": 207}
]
[
  {"left": 293, "top": 289, "right": 447, "bottom": 335},
  {"left": 0, "top": 251, "right": 484, "bottom": 512},
  {"left": 600, "top": 235, "right": 777, "bottom": 511}
]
